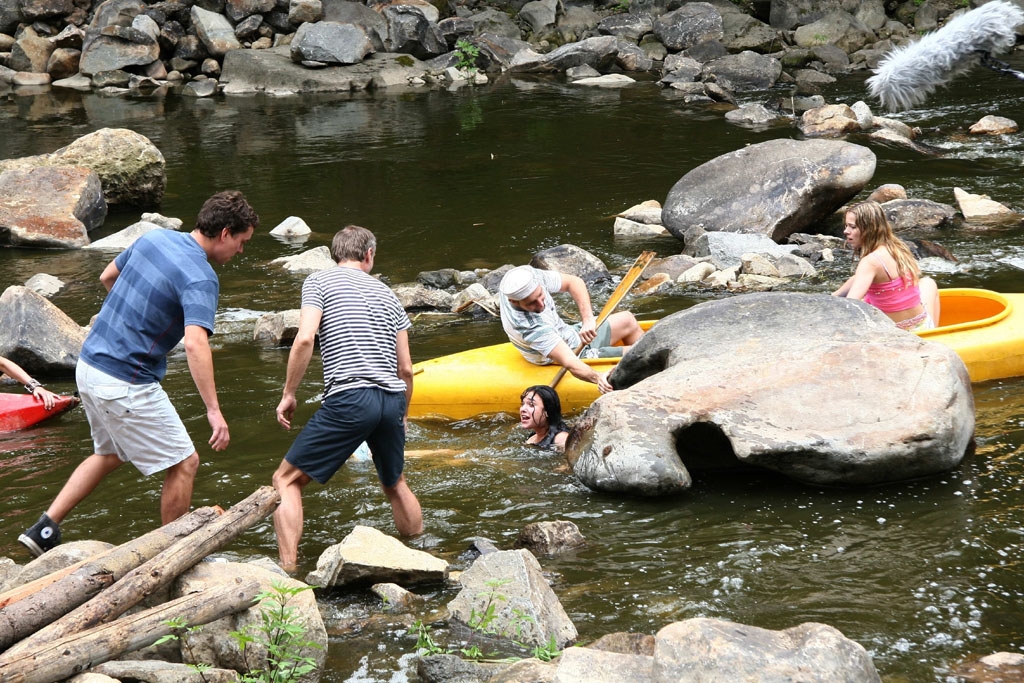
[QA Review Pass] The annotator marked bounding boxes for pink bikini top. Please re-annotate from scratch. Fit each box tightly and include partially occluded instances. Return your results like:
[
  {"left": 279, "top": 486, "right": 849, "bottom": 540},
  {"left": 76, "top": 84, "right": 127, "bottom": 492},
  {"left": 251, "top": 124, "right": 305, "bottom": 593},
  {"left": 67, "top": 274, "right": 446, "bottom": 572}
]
[{"left": 863, "top": 255, "right": 921, "bottom": 313}]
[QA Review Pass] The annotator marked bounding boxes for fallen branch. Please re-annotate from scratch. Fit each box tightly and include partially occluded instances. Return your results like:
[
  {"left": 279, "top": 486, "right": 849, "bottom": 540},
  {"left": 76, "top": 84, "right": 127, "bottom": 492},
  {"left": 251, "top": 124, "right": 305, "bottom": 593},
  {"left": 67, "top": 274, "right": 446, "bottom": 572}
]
[
  {"left": 3, "top": 486, "right": 279, "bottom": 658},
  {"left": 0, "top": 506, "right": 221, "bottom": 651},
  {"left": 0, "top": 578, "right": 260, "bottom": 683}
]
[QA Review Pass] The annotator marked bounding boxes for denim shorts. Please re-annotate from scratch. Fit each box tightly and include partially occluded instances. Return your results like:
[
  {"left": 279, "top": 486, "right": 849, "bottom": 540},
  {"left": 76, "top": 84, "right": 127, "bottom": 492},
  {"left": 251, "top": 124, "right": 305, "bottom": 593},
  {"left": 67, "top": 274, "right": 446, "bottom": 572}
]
[
  {"left": 284, "top": 386, "right": 407, "bottom": 487},
  {"left": 77, "top": 360, "right": 195, "bottom": 476}
]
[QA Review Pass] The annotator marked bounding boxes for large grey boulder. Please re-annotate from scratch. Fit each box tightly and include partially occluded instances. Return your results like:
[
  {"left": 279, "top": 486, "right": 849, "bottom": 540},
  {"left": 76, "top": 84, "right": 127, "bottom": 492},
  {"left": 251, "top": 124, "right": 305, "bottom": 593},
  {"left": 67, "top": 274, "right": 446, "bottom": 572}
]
[
  {"left": 768, "top": 0, "right": 859, "bottom": 30},
  {"left": 793, "top": 11, "right": 876, "bottom": 53},
  {"left": 271, "top": 245, "right": 336, "bottom": 273},
  {"left": 0, "top": 166, "right": 106, "bottom": 248},
  {"left": 253, "top": 309, "right": 301, "bottom": 346},
  {"left": 519, "top": 0, "right": 559, "bottom": 37},
  {"left": 0, "top": 0, "right": 20, "bottom": 33},
  {"left": 566, "top": 293, "right": 974, "bottom": 495},
  {"left": 662, "top": 138, "right": 875, "bottom": 249},
  {"left": 84, "top": 219, "right": 168, "bottom": 251},
  {"left": 653, "top": 2, "right": 723, "bottom": 52},
  {"left": 0, "top": 128, "right": 166, "bottom": 207},
  {"left": 467, "top": 8, "right": 523, "bottom": 40},
  {"left": 78, "top": 0, "right": 159, "bottom": 75},
  {"left": 553, "top": 646, "right": 652, "bottom": 680},
  {"left": 224, "top": 0, "right": 274, "bottom": 23},
  {"left": 881, "top": 198, "right": 959, "bottom": 232},
  {"left": 322, "top": 0, "right": 388, "bottom": 51},
  {"left": 391, "top": 283, "right": 455, "bottom": 311},
  {"left": 290, "top": 21, "right": 374, "bottom": 65},
  {"left": 0, "top": 286, "right": 87, "bottom": 376},
  {"left": 701, "top": 50, "right": 782, "bottom": 90},
  {"left": 4, "top": 541, "right": 112, "bottom": 589},
  {"left": 306, "top": 524, "right": 449, "bottom": 587},
  {"left": 221, "top": 45, "right": 429, "bottom": 93},
  {"left": 173, "top": 562, "right": 327, "bottom": 682},
  {"left": 654, "top": 618, "right": 880, "bottom": 682},
  {"left": 597, "top": 13, "right": 652, "bottom": 42},
  {"left": 10, "top": 27, "right": 54, "bottom": 72},
  {"left": 25, "top": 273, "right": 65, "bottom": 298},
  {"left": 474, "top": 32, "right": 536, "bottom": 72},
  {"left": 448, "top": 549, "right": 577, "bottom": 648},
  {"left": 516, "top": 35, "right": 618, "bottom": 73},
  {"left": 192, "top": 5, "right": 243, "bottom": 57},
  {"left": 530, "top": 243, "right": 610, "bottom": 283},
  {"left": 86, "top": 661, "right": 239, "bottom": 683},
  {"left": 720, "top": 5, "right": 778, "bottom": 53},
  {"left": 383, "top": 5, "right": 446, "bottom": 59}
]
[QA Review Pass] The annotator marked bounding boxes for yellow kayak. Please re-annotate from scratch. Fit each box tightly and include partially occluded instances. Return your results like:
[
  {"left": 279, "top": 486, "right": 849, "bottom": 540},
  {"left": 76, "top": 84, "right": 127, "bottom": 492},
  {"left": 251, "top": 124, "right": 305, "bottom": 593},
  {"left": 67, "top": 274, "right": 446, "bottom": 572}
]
[
  {"left": 409, "top": 321, "right": 655, "bottom": 420},
  {"left": 918, "top": 288, "right": 1024, "bottom": 383},
  {"left": 408, "top": 289, "right": 1024, "bottom": 420}
]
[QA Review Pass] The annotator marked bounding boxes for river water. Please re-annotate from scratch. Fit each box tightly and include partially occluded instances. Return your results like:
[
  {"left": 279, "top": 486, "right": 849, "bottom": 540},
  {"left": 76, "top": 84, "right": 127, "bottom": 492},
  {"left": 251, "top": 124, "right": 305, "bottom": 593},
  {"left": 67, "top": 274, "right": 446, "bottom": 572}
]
[{"left": 2, "top": 60, "right": 1024, "bottom": 682}]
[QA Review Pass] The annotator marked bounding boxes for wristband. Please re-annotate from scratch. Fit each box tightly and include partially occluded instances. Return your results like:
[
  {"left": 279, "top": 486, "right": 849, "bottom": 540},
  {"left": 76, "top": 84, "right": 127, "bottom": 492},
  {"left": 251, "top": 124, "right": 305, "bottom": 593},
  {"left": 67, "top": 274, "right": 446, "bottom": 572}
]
[{"left": 24, "top": 380, "right": 42, "bottom": 393}]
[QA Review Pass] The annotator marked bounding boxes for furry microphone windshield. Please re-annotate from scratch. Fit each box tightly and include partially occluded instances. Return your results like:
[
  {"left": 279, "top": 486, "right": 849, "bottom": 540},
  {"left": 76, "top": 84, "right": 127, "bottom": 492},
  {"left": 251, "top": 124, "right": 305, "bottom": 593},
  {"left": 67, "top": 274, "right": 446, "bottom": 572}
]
[{"left": 867, "top": 0, "right": 1024, "bottom": 112}]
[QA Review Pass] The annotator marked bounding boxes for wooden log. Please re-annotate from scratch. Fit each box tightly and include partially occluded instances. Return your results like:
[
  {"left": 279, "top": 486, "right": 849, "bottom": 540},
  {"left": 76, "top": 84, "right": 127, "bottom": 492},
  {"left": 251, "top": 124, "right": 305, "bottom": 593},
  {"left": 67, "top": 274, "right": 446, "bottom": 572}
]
[
  {"left": 0, "top": 557, "right": 95, "bottom": 610},
  {"left": 0, "top": 578, "right": 260, "bottom": 683},
  {"left": 0, "top": 506, "right": 222, "bottom": 651},
  {"left": 3, "top": 486, "right": 280, "bottom": 658}
]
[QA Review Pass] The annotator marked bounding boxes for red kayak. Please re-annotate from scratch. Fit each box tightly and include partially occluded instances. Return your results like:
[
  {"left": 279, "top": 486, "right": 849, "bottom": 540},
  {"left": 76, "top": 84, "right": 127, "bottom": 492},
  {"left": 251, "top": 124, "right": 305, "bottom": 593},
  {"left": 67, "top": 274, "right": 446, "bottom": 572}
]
[{"left": 0, "top": 393, "right": 79, "bottom": 432}]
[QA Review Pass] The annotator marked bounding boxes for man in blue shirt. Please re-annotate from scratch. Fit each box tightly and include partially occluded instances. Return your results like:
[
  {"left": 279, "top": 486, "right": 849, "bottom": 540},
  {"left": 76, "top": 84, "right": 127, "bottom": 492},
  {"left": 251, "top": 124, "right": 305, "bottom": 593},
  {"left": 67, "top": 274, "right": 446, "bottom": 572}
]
[{"left": 18, "top": 191, "right": 259, "bottom": 558}]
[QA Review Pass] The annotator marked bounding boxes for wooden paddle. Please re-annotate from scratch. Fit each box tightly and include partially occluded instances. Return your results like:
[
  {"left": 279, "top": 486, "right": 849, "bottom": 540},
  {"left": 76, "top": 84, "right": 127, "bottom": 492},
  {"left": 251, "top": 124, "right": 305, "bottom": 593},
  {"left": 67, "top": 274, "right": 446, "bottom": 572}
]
[{"left": 550, "top": 250, "right": 656, "bottom": 389}]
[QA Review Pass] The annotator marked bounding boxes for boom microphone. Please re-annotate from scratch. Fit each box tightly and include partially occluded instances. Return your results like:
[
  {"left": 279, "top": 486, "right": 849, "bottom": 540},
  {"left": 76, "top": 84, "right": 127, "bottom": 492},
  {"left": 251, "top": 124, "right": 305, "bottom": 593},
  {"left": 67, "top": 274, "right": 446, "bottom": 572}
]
[{"left": 866, "top": 0, "right": 1024, "bottom": 112}]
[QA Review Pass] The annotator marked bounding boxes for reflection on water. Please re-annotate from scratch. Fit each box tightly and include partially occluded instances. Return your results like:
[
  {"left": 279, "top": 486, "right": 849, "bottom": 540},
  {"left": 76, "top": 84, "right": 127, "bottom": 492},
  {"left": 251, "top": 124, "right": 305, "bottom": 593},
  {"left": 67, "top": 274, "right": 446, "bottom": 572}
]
[{"left": 3, "top": 59, "right": 1024, "bottom": 682}]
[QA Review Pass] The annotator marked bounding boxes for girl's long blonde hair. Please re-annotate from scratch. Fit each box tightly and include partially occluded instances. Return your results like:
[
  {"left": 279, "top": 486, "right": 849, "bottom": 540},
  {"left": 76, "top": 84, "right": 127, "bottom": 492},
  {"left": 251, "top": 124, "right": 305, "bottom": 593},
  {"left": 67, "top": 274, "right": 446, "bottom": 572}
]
[{"left": 847, "top": 201, "right": 920, "bottom": 283}]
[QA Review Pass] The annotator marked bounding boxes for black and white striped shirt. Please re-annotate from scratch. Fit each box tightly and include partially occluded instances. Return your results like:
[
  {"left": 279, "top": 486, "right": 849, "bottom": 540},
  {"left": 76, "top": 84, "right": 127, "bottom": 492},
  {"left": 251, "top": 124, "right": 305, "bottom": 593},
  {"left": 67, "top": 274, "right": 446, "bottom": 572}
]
[{"left": 301, "top": 266, "right": 411, "bottom": 397}]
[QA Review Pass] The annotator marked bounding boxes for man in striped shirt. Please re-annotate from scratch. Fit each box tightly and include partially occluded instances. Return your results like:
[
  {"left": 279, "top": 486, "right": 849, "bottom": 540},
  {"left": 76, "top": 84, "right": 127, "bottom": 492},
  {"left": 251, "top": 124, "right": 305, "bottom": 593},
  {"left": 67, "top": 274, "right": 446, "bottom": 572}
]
[
  {"left": 271, "top": 225, "right": 422, "bottom": 572},
  {"left": 499, "top": 265, "right": 644, "bottom": 394}
]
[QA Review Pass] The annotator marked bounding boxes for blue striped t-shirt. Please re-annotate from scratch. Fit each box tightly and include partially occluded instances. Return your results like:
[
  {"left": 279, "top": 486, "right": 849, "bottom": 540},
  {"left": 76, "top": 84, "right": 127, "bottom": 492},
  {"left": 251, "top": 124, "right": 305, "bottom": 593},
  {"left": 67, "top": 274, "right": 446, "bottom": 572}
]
[{"left": 81, "top": 230, "right": 218, "bottom": 384}]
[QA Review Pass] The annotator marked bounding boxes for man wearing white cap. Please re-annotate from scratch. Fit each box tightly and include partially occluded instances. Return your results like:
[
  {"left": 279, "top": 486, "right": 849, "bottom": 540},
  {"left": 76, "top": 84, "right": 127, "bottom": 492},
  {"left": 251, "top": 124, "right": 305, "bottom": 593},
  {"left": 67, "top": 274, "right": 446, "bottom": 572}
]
[{"left": 499, "top": 265, "right": 643, "bottom": 393}]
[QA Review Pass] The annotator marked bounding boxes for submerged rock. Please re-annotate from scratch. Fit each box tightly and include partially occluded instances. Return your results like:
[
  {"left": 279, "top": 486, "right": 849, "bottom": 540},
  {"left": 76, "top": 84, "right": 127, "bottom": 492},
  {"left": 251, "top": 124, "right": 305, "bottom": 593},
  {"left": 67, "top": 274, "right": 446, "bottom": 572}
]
[{"left": 306, "top": 524, "right": 449, "bottom": 587}]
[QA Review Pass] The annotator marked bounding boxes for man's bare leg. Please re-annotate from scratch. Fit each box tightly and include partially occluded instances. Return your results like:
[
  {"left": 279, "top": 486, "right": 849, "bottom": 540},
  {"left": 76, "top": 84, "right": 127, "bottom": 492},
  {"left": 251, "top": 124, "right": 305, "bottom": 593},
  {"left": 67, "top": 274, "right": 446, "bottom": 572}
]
[
  {"left": 161, "top": 452, "right": 200, "bottom": 524},
  {"left": 383, "top": 475, "right": 423, "bottom": 536},
  {"left": 46, "top": 453, "right": 123, "bottom": 524},
  {"left": 272, "top": 460, "right": 312, "bottom": 572},
  {"left": 608, "top": 311, "right": 644, "bottom": 347}
]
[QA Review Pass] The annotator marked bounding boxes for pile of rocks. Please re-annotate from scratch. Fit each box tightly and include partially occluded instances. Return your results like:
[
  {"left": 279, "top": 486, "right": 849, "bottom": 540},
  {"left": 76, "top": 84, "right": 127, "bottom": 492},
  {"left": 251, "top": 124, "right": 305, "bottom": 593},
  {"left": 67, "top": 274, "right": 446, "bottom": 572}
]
[{"left": 0, "top": 0, "right": 1005, "bottom": 97}]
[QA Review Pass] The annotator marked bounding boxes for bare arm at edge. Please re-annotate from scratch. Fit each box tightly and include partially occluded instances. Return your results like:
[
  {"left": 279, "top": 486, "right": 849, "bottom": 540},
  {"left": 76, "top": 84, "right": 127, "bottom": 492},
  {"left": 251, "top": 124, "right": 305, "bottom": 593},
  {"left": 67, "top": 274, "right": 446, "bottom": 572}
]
[
  {"left": 183, "top": 324, "right": 229, "bottom": 451},
  {"left": 396, "top": 329, "right": 413, "bottom": 425},
  {"left": 547, "top": 340, "right": 612, "bottom": 393},
  {"left": 276, "top": 305, "right": 323, "bottom": 430},
  {"left": 99, "top": 260, "right": 121, "bottom": 292},
  {"left": 558, "top": 273, "right": 598, "bottom": 343}
]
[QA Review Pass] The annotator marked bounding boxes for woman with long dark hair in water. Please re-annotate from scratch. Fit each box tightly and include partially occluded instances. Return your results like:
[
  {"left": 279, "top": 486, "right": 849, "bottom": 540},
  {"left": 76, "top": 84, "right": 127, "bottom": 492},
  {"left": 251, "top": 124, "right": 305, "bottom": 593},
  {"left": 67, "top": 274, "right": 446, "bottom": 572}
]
[{"left": 518, "top": 385, "right": 570, "bottom": 451}]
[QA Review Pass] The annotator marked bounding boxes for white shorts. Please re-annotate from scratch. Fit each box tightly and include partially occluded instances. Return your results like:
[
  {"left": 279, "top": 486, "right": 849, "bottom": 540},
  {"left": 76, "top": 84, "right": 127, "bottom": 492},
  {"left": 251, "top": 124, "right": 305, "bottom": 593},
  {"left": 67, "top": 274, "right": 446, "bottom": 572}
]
[{"left": 77, "top": 360, "right": 195, "bottom": 476}]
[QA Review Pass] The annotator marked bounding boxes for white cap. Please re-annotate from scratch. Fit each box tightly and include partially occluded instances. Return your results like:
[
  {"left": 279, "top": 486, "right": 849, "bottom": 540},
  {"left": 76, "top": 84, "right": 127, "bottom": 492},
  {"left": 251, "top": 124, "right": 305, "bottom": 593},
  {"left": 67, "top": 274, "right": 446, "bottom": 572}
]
[{"left": 500, "top": 266, "right": 539, "bottom": 300}]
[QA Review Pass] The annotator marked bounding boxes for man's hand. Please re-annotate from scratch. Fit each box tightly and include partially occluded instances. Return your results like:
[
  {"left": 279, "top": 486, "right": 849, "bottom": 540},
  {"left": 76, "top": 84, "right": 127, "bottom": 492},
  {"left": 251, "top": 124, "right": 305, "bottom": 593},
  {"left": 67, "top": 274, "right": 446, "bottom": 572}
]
[
  {"left": 276, "top": 394, "right": 297, "bottom": 429},
  {"left": 579, "top": 318, "right": 597, "bottom": 344},
  {"left": 596, "top": 372, "right": 613, "bottom": 394},
  {"left": 207, "top": 408, "right": 230, "bottom": 451}
]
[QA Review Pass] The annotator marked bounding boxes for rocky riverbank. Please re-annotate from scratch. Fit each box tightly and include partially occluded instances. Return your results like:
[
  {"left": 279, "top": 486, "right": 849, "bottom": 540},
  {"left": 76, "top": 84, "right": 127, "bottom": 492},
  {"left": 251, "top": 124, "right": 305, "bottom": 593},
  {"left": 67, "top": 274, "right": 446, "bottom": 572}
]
[
  {"left": 5, "top": 503, "right": 1024, "bottom": 683},
  {"left": 1, "top": 0, "right": 1019, "bottom": 99}
]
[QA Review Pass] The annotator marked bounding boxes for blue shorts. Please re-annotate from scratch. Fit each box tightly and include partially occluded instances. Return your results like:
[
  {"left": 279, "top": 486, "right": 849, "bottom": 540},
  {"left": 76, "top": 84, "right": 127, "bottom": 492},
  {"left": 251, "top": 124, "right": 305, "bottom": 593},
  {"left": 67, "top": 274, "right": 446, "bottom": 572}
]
[{"left": 284, "top": 387, "right": 407, "bottom": 487}]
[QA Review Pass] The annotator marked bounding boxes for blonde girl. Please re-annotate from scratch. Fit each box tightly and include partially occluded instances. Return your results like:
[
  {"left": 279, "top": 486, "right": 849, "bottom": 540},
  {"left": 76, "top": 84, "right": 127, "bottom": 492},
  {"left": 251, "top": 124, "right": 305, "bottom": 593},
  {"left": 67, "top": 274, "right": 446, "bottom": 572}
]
[{"left": 833, "top": 201, "right": 940, "bottom": 330}]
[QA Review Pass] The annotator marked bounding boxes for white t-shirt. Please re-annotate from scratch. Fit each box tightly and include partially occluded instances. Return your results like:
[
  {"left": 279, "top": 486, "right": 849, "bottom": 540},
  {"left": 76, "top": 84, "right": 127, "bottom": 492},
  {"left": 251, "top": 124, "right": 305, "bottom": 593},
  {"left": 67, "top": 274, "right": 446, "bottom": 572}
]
[{"left": 499, "top": 268, "right": 581, "bottom": 365}]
